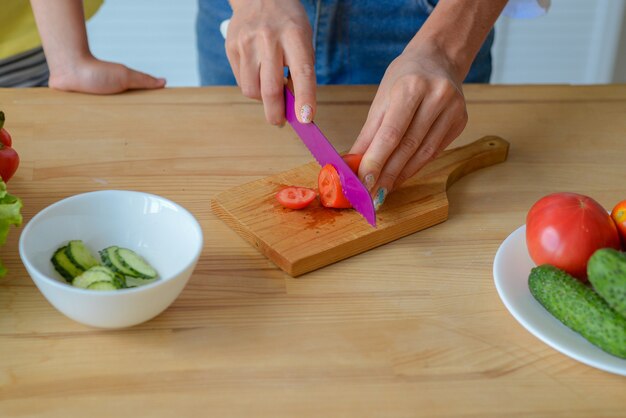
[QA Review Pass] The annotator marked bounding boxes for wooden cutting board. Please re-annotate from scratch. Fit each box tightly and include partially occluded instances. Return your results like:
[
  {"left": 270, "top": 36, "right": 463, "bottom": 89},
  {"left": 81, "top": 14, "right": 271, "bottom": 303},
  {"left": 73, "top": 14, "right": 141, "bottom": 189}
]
[{"left": 212, "top": 136, "right": 509, "bottom": 276}]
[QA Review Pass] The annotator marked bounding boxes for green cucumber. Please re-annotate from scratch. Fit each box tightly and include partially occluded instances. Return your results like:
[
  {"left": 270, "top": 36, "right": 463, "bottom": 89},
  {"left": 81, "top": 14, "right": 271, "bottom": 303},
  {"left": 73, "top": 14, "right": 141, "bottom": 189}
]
[
  {"left": 587, "top": 248, "right": 626, "bottom": 319},
  {"left": 99, "top": 246, "right": 136, "bottom": 276},
  {"left": 87, "top": 281, "right": 118, "bottom": 291},
  {"left": 115, "top": 247, "right": 157, "bottom": 279},
  {"left": 73, "top": 268, "right": 114, "bottom": 289},
  {"left": 529, "top": 264, "right": 626, "bottom": 359},
  {"left": 65, "top": 240, "right": 100, "bottom": 270},
  {"left": 51, "top": 246, "right": 84, "bottom": 282},
  {"left": 88, "top": 265, "right": 126, "bottom": 288}
]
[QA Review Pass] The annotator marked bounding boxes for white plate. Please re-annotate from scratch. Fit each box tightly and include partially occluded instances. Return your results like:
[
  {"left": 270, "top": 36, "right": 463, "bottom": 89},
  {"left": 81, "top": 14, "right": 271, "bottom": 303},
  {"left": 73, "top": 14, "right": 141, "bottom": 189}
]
[{"left": 493, "top": 225, "right": 626, "bottom": 376}]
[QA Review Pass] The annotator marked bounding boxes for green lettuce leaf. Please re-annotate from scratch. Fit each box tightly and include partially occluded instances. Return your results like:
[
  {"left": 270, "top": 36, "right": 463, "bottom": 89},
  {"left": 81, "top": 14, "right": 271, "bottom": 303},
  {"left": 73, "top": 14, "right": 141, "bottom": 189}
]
[{"left": 0, "top": 179, "right": 22, "bottom": 277}]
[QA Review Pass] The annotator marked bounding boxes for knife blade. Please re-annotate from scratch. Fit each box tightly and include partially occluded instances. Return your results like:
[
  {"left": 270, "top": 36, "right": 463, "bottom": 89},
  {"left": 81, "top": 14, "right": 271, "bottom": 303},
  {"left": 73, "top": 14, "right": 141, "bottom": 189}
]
[{"left": 284, "top": 87, "right": 376, "bottom": 227}]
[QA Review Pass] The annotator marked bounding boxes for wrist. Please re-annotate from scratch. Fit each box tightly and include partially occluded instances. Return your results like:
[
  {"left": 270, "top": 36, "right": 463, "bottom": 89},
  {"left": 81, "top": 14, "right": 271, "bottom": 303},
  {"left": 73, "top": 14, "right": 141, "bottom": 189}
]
[
  {"left": 406, "top": 0, "right": 507, "bottom": 80},
  {"left": 47, "top": 51, "right": 94, "bottom": 78}
]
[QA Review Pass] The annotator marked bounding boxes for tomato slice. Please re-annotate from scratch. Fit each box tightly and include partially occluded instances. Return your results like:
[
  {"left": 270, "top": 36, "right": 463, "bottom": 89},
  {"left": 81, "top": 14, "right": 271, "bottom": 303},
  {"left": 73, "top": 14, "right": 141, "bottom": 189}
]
[
  {"left": 276, "top": 186, "right": 317, "bottom": 210},
  {"left": 318, "top": 154, "right": 363, "bottom": 208}
]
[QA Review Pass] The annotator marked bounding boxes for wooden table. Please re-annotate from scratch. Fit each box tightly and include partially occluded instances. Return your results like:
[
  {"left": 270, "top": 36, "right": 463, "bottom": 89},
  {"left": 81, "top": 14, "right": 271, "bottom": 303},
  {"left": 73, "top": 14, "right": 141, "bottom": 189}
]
[{"left": 0, "top": 85, "right": 625, "bottom": 417}]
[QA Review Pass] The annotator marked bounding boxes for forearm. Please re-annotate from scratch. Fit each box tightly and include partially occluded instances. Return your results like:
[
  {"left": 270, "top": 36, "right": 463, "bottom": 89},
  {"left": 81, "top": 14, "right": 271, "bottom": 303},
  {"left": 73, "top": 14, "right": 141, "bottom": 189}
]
[
  {"left": 30, "top": 0, "right": 91, "bottom": 73},
  {"left": 407, "top": 0, "right": 508, "bottom": 80}
]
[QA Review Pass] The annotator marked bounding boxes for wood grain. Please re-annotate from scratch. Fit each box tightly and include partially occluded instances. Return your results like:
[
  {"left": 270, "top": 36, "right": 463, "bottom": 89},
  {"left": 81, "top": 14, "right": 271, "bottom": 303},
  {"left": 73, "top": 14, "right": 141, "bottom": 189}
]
[
  {"left": 212, "top": 136, "right": 509, "bottom": 276},
  {"left": 1, "top": 85, "right": 626, "bottom": 418}
]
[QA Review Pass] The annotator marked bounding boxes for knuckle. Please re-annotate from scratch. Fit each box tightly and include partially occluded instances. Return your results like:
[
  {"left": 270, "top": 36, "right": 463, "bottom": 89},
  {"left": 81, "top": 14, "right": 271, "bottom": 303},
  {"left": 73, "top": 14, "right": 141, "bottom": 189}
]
[
  {"left": 262, "top": 83, "right": 282, "bottom": 100},
  {"left": 241, "top": 85, "right": 260, "bottom": 99},
  {"left": 376, "top": 125, "right": 403, "bottom": 148},
  {"left": 399, "top": 134, "right": 422, "bottom": 154},
  {"left": 420, "top": 142, "right": 440, "bottom": 160},
  {"left": 292, "top": 62, "right": 315, "bottom": 80},
  {"left": 402, "top": 76, "right": 423, "bottom": 98},
  {"left": 432, "top": 79, "right": 455, "bottom": 101},
  {"left": 225, "top": 39, "right": 238, "bottom": 54}
]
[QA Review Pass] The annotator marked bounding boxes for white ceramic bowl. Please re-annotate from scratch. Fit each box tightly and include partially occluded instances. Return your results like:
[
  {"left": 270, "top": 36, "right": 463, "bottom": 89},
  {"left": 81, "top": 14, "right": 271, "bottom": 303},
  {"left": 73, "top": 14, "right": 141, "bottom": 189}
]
[{"left": 19, "top": 190, "right": 203, "bottom": 329}]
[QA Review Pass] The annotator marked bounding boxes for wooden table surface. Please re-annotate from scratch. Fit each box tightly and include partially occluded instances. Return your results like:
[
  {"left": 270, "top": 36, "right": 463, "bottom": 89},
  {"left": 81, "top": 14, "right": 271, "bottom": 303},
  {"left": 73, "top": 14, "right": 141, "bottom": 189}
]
[{"left": 0, "top": 85, "right": 625, "bottom": 417}]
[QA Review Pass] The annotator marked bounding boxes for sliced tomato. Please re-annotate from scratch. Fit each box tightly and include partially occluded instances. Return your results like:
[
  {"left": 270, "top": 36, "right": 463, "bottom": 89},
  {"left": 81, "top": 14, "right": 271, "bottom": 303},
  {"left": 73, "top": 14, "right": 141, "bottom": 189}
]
[
  {"left": 276, "top": 186, "right": 317, "bottom": 210},
  {"left": 318, "top": 154, "right": 363, "bottom": 208}
]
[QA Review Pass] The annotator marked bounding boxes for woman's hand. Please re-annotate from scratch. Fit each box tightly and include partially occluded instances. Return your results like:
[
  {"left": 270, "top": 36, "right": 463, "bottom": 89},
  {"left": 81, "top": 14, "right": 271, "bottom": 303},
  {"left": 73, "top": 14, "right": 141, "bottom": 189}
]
[
  {"left": 49, "top": 56, "right": 166, "bottom": 94},
  {"left": 226, "top": 0, "right": 316, "bottom": 125},
  {"left": 350, "top": 42, "right": 468, "bottom": 209},
  {"left": 31, "top": 0, "right": 165, "bottom": 95}
]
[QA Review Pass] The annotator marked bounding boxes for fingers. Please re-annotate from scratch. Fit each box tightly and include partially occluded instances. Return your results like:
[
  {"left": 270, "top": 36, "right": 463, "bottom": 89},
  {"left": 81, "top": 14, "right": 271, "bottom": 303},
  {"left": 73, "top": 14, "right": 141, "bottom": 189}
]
[
  {"left": 126, "top": 68, "right": 166, "bottom": 90},
  {"left": 260, "top": 46, "right": 286, "bottom": 125},
  {"left": 372, "top": 93, "right": 457, "bottom": 195},
  {"left": 225, "top": 26, "right": 314, "bottom": 126},
  {"left": 239, "top": 50, "right": 261, "bottom": 100},
  {"left": 394, "top": 110, "right": 467, "bottom": 190},
  {"left": 284, "top": 32, "right": 316, "bottom": 123},
  {"left": 357, "top": 84, "right": 423, "bottom": 196}
]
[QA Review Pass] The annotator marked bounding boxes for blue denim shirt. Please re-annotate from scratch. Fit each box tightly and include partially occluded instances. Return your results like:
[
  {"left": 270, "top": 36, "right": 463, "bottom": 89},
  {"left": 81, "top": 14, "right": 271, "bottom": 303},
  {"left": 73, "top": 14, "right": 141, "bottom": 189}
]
[{"left": 197, "top": 0, "right": 494, "bottom": 85}]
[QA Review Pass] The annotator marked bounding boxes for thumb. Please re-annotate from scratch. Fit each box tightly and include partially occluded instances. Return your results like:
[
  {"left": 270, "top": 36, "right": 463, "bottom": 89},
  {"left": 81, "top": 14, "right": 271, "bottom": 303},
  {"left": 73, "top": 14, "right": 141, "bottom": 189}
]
[{"left": 126, "top": 67, "right": 166, "bottom": 90}]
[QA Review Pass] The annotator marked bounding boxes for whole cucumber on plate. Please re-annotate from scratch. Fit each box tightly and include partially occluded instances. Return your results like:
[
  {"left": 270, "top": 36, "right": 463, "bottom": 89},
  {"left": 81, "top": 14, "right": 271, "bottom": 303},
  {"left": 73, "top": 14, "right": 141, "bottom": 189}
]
[
  {"left": 587, "top": 248, "right": 626, "bottom": 319},
  {"left": 529, "top": 264, "right": 626, "bottom": 359}
]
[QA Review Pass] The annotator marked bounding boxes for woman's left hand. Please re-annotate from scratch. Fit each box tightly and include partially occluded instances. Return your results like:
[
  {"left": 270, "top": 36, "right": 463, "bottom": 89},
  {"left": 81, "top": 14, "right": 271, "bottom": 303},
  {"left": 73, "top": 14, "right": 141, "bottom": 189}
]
[{"left": 350, "top": 42, "right": 468, "bottom": 209}]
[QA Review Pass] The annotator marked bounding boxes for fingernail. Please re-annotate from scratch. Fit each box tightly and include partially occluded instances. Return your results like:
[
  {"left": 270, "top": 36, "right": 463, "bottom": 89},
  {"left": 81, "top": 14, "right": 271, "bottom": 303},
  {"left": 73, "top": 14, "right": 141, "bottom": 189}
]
[
  {"left": 300, "top": 104, "right": 313, "bottom": 123},
  {"left": 373, "top": 188, "right": 387, "bottom": 211},
  {"left": 364, "top": 174, "right": 375, "bottom": 190}
]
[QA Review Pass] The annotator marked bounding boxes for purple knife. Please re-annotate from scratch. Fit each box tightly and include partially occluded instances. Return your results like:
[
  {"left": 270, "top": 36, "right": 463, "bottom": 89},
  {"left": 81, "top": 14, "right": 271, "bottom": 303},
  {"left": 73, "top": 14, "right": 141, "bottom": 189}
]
[{"left": 284, "top": 87, "right": 376, "bottom": 227}]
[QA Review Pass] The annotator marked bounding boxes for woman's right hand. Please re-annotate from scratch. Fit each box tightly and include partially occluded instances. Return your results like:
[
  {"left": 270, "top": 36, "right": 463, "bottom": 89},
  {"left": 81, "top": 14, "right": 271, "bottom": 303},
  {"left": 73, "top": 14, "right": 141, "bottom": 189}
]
[{"left": 226, "top": 0, "right": 317, "bottom": 125}]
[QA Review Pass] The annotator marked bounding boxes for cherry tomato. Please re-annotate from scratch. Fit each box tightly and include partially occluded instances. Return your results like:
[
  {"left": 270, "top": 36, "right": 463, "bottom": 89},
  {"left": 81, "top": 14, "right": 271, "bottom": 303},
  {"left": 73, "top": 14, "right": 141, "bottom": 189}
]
[
  {"left": 0, "top": 112, "right": 19, "bottom": 182},
  {"left": 342, "top": 154, "right": 363, "bottom": 173},
  {"left": 276, "top": 186, "right": 317, "bottom": 210},
  {"left": 318, "top": 154, "right": 363, "bottom": 208},
  {"left": 526, "top": 192, "right": 621, "bottom": 281},
  {"left": 0, "top": 129, "right": 12, "bottom": 148},
  {"left": 611, "top": 200, "right": 626, "bottom": 248},
  {"left": 0, "top": 145, "right": 19, "bottom": 182}
]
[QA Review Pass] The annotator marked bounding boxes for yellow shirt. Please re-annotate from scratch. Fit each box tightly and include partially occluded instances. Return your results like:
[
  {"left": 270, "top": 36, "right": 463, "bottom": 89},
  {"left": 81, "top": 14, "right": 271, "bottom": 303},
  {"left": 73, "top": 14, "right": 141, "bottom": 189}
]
[{"left": 0, "top": 0, "right": 103, "bottom": 60}]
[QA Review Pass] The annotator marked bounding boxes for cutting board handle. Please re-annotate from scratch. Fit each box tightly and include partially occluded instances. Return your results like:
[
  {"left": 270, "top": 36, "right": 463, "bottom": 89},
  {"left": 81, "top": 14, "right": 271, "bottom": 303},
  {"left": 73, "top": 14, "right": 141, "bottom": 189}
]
[{"left": 422, "top": 136, "right": 509, "bottom": 189}]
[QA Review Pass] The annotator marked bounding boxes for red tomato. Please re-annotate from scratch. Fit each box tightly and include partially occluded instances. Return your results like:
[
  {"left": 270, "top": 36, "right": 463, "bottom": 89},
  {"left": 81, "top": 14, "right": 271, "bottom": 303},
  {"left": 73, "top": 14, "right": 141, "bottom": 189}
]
[
  {"left": 342, "top": 154, "right": 363, "bottom": 173},
  {"left": 0, "top": 113, "right": 18, "bottom": 182},
  {"left": 0, "top": 128, "right": 12, "bottom": 147},
  {"left": 526, "top": 192, "right": 621, "bottom": 280},
  {"left": 276, "top": 186, "right": 317, "bottom": 210},
  {"left": 611, "top": 200, "right": 626, "bottom": 248},
  {"left": 318, "top": 154, "right": 363, "bottom": 208},
  {"left": 0, "top": 145, "right": 19, "bottom": 182}
]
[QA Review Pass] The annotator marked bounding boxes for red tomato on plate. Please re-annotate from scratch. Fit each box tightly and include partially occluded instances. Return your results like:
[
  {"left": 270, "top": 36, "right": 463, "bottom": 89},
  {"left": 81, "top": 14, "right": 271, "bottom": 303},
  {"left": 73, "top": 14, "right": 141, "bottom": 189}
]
[
  {"left": 611, "top": 200, "right": 626, "bottom": 248},
  {"left": 276, "top": 186, "right": 317, "bottom": 210},
  {"left": 526, "top": 192, "right": 621, "bottom": 280},
  {"left": 318, "top": 154, "right": 362, "bottom": 208}
]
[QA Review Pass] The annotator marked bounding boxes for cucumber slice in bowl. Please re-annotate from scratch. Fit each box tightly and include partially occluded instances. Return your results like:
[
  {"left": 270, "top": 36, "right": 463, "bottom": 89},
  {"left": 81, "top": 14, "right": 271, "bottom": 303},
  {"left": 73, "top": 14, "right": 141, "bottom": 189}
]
[
  {"left": 65, "top": 240, "right": 100, "bottom": 270},
  {"left": 115, "top": 247, "right": 158, "bottom": 279},
  {"left": 87, "top": 281, "right": 118, "bottom": 291},
  {"left": 51, "top": 246, "right": 84, "bottom": 282},
  {"left": 100, "top": 246, "right": 136, "bottom": 276},
  {"left": 72, "top": 266, "right": 124, "bottom": 290}
]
